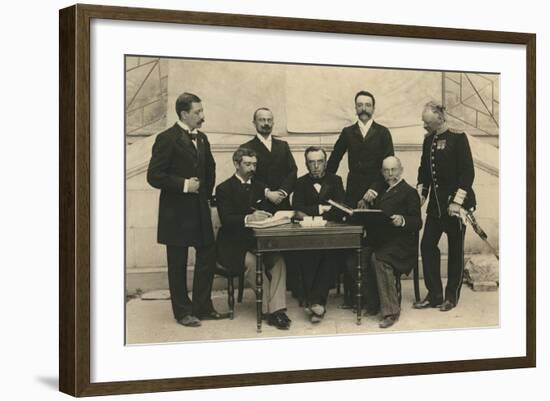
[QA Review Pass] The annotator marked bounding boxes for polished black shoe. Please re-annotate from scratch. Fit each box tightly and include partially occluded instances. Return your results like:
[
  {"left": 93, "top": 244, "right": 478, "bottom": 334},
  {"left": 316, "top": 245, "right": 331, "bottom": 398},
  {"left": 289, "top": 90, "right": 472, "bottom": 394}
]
[
  {"left": 177, "top": 315, "right": 201, "bottom": 327},
  {"left": 439, "top": 300, "right": 456, "bottom": 312},
  {"left": 280, "top": 313, "right": 292, "bottom": 324},
  {"left": 266, "top": 310, "right": 292, "bottom": 323},
  {"left": 413, "top": 297, "right": 442, "bottom": 309},
  {"left": 197, "top": 310, "right": 231, "bottom": 320},
  {"left": 379, "top": 314, "right": 399, "bottom": 329},
  {"left": 267, "top": 312, "right": 290, "bottom": 330}
]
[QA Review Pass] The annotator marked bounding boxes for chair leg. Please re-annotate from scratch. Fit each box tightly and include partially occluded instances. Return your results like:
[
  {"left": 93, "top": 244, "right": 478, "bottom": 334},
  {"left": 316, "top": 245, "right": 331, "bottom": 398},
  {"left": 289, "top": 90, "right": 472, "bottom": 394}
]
[
  {"left": 336, "top": 271, "right": 342, "bottom": 295},
  {"left": 413, "top": 260, "right": 420, "bottom": 302},
  {"left": 298, "top": 266, "right": 307, "bottom": 307},
  {"left": 237, "top": 272, "right": 245, "bottom": 303},
  {"left": 228, "top": 276, "right": 235, "bottom": 320},
  {"left": 395, "top": 273, "right": 402, "bottom": 306}
]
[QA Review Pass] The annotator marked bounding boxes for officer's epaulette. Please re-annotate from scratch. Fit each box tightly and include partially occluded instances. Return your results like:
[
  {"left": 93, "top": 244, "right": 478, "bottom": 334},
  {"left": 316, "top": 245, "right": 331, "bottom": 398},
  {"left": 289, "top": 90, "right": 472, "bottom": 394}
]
[{"left": 448, "top": 127, "right": 465, "bottom": 135}]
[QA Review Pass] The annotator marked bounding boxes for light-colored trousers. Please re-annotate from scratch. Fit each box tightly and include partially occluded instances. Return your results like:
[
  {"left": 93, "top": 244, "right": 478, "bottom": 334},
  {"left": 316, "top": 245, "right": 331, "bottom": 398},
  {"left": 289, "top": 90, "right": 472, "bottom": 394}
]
[{"left": 244, "top": 252, "right": 287, "bottom": 314}]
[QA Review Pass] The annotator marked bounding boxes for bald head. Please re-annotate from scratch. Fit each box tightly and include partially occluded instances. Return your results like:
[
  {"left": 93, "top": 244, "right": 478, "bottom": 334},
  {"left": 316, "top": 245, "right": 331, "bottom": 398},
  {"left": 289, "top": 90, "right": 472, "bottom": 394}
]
[{"left": 382, "top": 156, "right": 403, "bottom": 186}]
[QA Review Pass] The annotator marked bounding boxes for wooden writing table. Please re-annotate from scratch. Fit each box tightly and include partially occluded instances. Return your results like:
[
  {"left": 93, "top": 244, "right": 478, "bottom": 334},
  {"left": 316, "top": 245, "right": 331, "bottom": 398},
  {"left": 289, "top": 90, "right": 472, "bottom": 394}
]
[{"left": 251, "top": 222, "right": 364, "bottom": 332}]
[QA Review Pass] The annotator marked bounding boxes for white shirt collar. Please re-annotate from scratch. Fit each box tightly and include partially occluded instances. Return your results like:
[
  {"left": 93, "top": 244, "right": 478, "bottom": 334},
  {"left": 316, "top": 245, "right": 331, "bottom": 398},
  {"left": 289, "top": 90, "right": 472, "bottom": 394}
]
[
  {"left": 256, "top": 133, "right": 272, "bottom": 151},
  {"left": 177, "top": 120, "right": 198, "bottom": 134},
  {"left": 386, "top": 177, "right": 403, "bottom": 192},
  {"left": 234, "top": 173, "right": 252, "bottom": 185},
  {"left": 357, "top": 118, "right": 374, "bottom": 138}
]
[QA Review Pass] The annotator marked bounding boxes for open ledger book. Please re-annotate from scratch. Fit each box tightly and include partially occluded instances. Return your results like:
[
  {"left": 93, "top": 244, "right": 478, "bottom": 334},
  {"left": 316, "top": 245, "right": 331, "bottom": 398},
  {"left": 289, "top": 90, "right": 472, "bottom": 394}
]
[
  {"left": 245, "top": 210, "right": 294, "bottom": 229},
  {"left": 328, "top": 199, "right": 391, "bottom": 227}
]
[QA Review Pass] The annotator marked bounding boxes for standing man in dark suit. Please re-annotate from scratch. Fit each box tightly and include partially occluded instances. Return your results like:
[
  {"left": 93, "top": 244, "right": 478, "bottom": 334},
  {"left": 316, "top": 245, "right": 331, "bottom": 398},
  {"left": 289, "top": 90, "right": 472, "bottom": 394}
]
[
  {"left": 365, "top": 156, "right": 422, "bottom": 328},
  {"left": 242, "top": 107, "right": 300, "bottom": 297},
  {"left": 241, "top": 108, "right": 297, "bottom": 213},
  {"left": 327, "top": 90, "right": 394, "bottom": 208},
  {"left": 292, "top": 146, "right": 346, "bottom": 323},
  {"left": 215, "top": 147, "right": 291, "bottom": 330},
  {"left": 147, "top": 92, "right": 229, "bottom": 327},
  {"left": 327, "top": 90, "right": 394, "bottom": 308},
  {"left": 414, "top": 101, "right": 476, "bottom": 312}
]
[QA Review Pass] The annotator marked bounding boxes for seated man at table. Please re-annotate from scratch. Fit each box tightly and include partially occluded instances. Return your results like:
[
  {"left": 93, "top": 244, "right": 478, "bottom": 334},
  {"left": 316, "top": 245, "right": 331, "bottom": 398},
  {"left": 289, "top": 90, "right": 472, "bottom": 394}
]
[
  {"left": 364, "top": 156, "right": 422, "bottom": 328},
  {"left": 292, "top": 146, "right": 346, "bottom": 323},
  {"left": 215, "top": 147, "right": 291, "bottom": 330}
]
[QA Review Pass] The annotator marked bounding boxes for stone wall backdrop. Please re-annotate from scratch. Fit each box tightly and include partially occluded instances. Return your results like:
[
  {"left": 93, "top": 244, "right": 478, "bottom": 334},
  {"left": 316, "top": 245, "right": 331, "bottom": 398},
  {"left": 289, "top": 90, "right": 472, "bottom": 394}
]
[{"left": 125, "top": 56, "right": 500, "bottom": 294}]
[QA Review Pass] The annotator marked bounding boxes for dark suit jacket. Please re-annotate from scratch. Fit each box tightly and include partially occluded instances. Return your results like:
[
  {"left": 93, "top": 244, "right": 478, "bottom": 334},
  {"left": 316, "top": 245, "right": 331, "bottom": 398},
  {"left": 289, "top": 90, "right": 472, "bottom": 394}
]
[
  {"left": 417, "top": 129, "right": 476, "bottom": 217},
  {"left": 327, "top": 121, "right": 394, "bottom": 206},
  {"left": 215, "top": 176, "right": 268, "bottom": 274},
  {"left": 367, "top": 180, "right": 422, "bottom": 275},
  {"left": 292, "top": 173, "right": 346, "bottom": 222},
  {"left": 241, "top": 136, "right": 297, "bottom": 212},
  {"left": 147, "top": 123, "right": 216, "bottom": 247}
]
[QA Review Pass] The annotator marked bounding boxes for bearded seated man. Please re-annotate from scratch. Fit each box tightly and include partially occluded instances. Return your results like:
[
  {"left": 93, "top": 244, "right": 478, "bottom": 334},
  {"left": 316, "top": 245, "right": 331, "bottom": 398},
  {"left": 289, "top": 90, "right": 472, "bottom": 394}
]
[
  {"left": 291, "top": 146, "right": 346, "bottom": 324},
  {"left": 353, "top": 156, "right": 422, "bottom": 328}
]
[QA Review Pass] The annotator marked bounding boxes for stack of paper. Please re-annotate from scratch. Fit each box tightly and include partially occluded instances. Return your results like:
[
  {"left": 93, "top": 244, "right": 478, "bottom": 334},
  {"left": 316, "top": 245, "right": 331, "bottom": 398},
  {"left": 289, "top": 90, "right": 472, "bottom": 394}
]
[{"left": 245, "top": 210, "right": 294, "bottom": 229}]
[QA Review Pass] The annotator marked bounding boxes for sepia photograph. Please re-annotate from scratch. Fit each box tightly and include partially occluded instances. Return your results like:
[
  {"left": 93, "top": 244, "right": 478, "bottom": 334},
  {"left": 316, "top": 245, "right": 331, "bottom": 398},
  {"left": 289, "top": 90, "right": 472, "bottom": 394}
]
[
  {"left": 58, "top": 3, "right": 535, "bottom": 395},
  {"left": 124, "top": 56, "right": 500, "bottom": 344}
]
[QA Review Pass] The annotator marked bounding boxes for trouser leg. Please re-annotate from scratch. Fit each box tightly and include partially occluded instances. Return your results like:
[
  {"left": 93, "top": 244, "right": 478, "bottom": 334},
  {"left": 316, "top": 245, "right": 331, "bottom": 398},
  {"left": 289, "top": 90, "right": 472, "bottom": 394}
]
[
  {"left": 444, "top": 217, "right": 466, "bottom": 305},
  {"left": 342, "top": 268, "right": 355, "bottom": 306},
  {"left": 372, "top": 253, "right": 400, "bottom": 317},
  {"left": 245, "top": 252, "right": 287, "bottom": 314},
  {"left": 191, "top": 243, "right": 216, "bottom": 316},
  {"left": 311, "top": 251, "right": 336, "bottom": 306},
  {"left": 364, "top": 252, "right": 380, "bottom": 313},
  {"left": 420, "top": 215, "right": 444, "bottom": 305},
  {"left": 300, "top": 251, "right": 317, "bottom": 306},
  {"left": 285, "top": 252, "right": 303, "bottom": 302},
  {"left": 166, "top": 245, "right": 192, "bottom": 320},
  {"left": 264, "top": 253, "right": 287, "bottom": 313},
  {"left": 346, "top": 247, "right": 377, "bottom": 312}
]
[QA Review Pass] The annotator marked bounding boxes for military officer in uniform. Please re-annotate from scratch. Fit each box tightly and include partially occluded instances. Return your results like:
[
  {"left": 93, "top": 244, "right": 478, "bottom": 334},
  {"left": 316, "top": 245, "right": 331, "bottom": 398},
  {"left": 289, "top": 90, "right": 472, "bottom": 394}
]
[{"left": 414, "top": 101, "right": 476, "bottom": 312}]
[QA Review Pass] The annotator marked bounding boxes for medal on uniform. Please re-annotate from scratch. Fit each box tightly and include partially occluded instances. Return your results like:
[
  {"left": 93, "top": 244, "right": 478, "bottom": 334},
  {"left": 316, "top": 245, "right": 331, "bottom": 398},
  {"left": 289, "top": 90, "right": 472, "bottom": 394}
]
[{"left": 436, "top": 139, "right": 446, "bottom": 150}]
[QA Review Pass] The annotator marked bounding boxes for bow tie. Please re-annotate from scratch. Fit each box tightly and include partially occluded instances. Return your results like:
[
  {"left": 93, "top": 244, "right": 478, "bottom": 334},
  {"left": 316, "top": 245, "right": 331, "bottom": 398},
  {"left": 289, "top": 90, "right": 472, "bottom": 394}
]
[
  {"left": 311, "top": 177, "right": 324, "bottom": 185},
  {"left": 182, "top": 129, "right": 197, "bottom": 141}
]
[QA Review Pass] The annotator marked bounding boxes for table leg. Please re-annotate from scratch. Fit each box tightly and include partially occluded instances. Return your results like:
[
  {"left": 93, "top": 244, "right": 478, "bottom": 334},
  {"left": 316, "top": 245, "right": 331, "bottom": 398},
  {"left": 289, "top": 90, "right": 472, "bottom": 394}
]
[
  {"left": 256, "top": 251, "right": 263, "bottom": 333},
  {"left": 356, "top": 247, "right": 362, "bottom": 325}
]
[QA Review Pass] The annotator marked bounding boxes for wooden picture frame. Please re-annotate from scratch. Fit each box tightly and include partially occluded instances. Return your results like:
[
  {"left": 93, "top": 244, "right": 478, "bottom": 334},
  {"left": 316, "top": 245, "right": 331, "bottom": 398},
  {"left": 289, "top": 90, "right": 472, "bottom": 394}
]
[{"left": 59, "top": 3, "right": 536, "bottom": 397}]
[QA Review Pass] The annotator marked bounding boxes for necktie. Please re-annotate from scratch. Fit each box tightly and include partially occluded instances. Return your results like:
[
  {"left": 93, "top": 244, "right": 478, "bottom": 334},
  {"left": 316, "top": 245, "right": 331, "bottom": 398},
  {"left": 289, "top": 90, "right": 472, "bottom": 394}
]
[{"left": 182, "top": 128, "right": 197, "bottom": 141}]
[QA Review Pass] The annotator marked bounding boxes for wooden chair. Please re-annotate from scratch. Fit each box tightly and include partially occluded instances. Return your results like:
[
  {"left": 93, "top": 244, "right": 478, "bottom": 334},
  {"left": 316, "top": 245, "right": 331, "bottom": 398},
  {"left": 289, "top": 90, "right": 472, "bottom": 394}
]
[
  {"left": 214, "top": 263, "right": 245, "bottom": 320},
  {"left": 210, "top": 201, "right": 246, "bottom": 319},
  {"left": 395, "top": 231, "right": 421, "bottom": 305}
]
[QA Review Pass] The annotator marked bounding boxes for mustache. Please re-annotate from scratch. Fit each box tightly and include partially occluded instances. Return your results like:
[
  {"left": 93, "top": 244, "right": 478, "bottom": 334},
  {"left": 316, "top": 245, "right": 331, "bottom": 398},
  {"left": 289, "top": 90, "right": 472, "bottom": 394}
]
[{"left": 358, "top": 111, "right": 372, "bottom": 118}]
